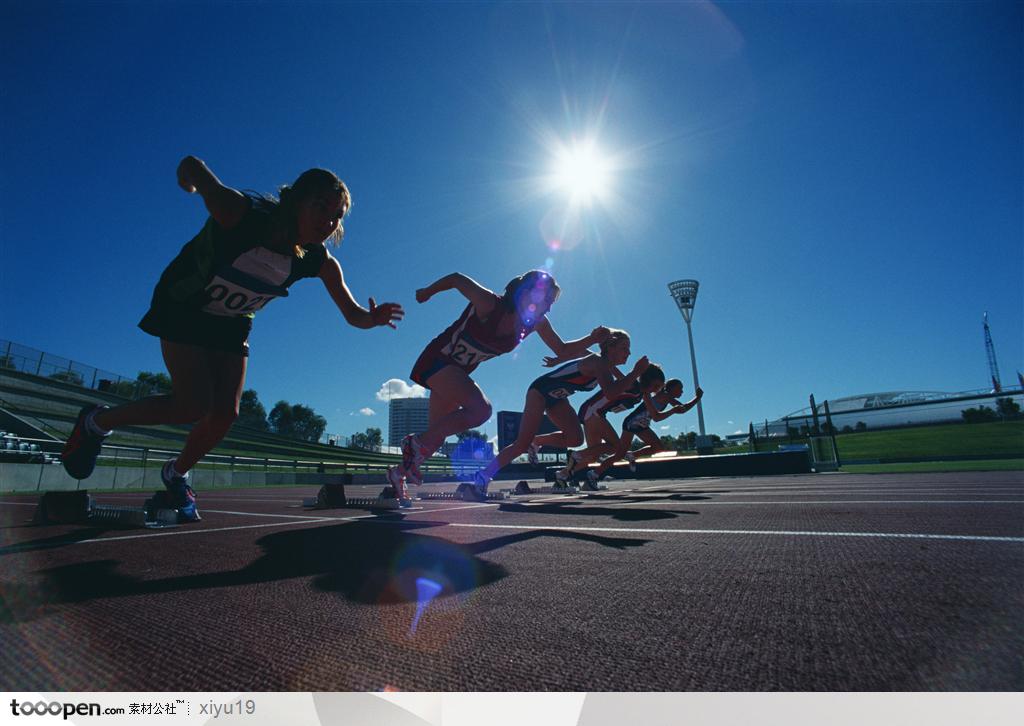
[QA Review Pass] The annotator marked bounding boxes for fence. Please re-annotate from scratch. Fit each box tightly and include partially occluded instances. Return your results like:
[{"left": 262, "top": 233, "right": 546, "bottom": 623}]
[
  {"left": 0, "top": 338, "right": 360, "bottom": 450},
  {"left": 0, "top": 437, "right": 456, "bottom": 493}
]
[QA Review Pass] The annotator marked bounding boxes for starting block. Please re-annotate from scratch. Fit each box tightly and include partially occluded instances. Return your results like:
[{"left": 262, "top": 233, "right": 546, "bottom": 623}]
[
  {"left": 523, "top": 484, "right": 580, "bottom": 495},
  {"left": 416, "top": 483, "right": 511, "bottom": 502},
  {"left": 302, "top": 482, "right": 401, "bottom": 511},
  {"left": 33, "top": 490, "right": 180, "bottom": 528}
]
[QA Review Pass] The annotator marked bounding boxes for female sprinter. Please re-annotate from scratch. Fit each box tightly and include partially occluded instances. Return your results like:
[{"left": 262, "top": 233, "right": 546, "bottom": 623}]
[{"left": 61, "top": 156, "right": 403, "bottom": 521}]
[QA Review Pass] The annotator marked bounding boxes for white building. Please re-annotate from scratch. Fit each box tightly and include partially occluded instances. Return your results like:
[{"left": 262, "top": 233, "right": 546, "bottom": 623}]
[{"left": 388, "top": 397, "right": 430, "bottom": 446}]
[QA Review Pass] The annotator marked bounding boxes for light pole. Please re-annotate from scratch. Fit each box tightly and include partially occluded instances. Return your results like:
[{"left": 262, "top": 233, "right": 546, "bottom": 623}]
[{"left": 668, "top": 279, "right": 710, "bottom": 452}]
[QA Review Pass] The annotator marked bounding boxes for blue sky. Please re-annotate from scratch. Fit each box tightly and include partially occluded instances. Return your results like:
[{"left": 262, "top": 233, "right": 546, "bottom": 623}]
[{"left": 1, "top": 1, "right": 1021, "bottom": 444}]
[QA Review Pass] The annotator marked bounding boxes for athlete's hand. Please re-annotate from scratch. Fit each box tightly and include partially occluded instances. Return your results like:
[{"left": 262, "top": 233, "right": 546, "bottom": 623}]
[
  {"left": 694, "top": 386, "right": 703, "bottom": 400},
  {"left": 369, "top": 298, "right": 404, "bottom": 329},
  {"left": 415, "top": 287, "right": 433, "bottom": 304},
  {"left": 631, "top": 355, "right": 650, "bottom": 377},
  {"left": 177, "top": 156, "right": 200, "bottom": 193},
  {"left": 542, "top": 354, "right": 567, "bottom": 368}
]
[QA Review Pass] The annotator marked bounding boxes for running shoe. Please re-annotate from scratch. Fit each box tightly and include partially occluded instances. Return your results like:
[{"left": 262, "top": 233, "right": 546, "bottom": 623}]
[
  {"left": 527, "top": 442, "right": 540, "bottom": 466},
  {"left": 162, "top": 460, "right": 201, "bottom": 522},
  {"left": 61, "top": 404, "right": 110, "bottom": 480},
  {"left": 386, "top": 465, "right": 412, "bottom": 505},
  {"left": 401, "top": 434, "right": 429, "bottom": 485},
  {"left": 625, "top": 450, "right": 637, "bottom": 473},
  {"left": 555, "top": 450, "right": 580, "bottom": 485},
  {"left": 580, "top": 468, "right": 601, "bottom": 492},
  {"left": 461, "top": 472, "right": 490, "bottom": 502}
]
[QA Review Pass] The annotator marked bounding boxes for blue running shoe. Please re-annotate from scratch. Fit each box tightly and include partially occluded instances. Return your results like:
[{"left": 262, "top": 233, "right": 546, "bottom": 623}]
[
  {"left": 460, "top": 471, "right": 490, "bottom": 502},
  {"left": 61, "top": 404, "right": 109, "bottom": 480},
  {"left": 162, "top": 460, "right": 201, "bottom": 522}
]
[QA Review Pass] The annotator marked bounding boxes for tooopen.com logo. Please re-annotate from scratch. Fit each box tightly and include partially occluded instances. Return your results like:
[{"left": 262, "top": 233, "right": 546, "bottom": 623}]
[{"left": 9, "top": 700, "right": 120, "bottom": 720}]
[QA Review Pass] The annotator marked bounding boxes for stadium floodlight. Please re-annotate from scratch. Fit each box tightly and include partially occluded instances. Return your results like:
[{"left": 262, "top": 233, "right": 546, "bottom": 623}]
[{"left": 668, "top": 279, "right": 708, "bottom": 445}]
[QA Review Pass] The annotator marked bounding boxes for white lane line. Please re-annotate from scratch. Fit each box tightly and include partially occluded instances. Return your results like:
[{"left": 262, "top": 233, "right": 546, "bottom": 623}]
[
  {"left": 450, "top": 522, "right": 1024, "bottom": 543},
  {"left": 75, "top": 516, "right": 337, "bottom": 544},
  {"left": 604, "top": 499, "right": 1024, "bottom": 506},
  {"left": 202, "top": 509, "right": 375, "bottom": 519}
]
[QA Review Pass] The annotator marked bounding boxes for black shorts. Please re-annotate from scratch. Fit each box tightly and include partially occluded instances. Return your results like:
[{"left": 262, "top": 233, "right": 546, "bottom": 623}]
[
  {"left": 622, "top": 409, "right": 652, "bottom": 434},
  {"left": 139, "top": 305, "right": 252, "bottom": 357},
  {"left": 528, "top": 377, "right": 590, "bottom": 408}
]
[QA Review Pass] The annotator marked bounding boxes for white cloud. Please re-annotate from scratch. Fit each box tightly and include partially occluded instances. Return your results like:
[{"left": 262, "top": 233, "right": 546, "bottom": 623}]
[
  {"left": 359, "top": 407, "right": 376, "bottom": 416},
  {"left": 659, "top": 425, "right": 671, "bottom": 430},
  {"left": 376, "top": 378, "right": 428, "bottom": 401}
]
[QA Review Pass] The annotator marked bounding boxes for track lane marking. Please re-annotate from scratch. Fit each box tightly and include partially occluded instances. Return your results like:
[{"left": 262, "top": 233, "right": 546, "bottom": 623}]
[{"left": 449, "top": 522, "right": 1024, "bottom": 543}]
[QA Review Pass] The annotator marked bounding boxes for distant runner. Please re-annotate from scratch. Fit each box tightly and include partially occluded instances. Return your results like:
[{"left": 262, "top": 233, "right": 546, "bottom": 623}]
[
  {"left": 591, "top": 379, "right": 703, "bottom": 482},
  {"left": 472, "top": 329, "right": 649, "bottom": 497},
  {"left": 388, "top": 270, "right": 608, "bottom": 505}
]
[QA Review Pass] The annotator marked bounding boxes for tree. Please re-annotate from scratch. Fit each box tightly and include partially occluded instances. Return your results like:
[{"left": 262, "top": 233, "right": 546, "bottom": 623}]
[
  {"left": 48, "top": 370, "right": 84, "bottom": 386},
  {"left": 995, "top": 397, "right": 1021, "bottom": 419},
  {"left": 269, "top": 401, "right": 327, "bottom": 441},
  {"left": 659, "top": 435, "right": 678, "bottom": 451},
  {"left": 456, "top": 429, "right": 487, "bottom": 442},
  {"left": 237, "top": 389, "right": 269, "bottom": 430},
  {"left": 136, "top": 371, "right": 171, "bottom": 395},
  {"left": 349, "top": 428, "right": 383, "bottom": 451},
  {"left": 962, "top": 406, "right": 998, "bottom": 424},
  {"left": 855, "top": 422, "right": 867, "bottom": 432},
  {"left": 103, "top": 379, "right": 133, "bottom": 397}
]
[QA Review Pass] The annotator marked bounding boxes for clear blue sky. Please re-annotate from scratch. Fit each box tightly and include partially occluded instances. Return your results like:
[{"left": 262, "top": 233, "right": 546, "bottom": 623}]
[{"left": 2, "top": 1, "right": 1021, "bottom": 444}]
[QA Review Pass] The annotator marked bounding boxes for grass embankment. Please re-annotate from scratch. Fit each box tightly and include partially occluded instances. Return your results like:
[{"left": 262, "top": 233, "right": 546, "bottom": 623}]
[{"left": 735, "top": 420, "right": 1023, "bottom": 473}]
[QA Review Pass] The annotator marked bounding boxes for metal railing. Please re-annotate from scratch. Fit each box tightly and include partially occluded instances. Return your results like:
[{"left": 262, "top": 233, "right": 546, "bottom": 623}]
[
  {"left": 0, "top": 338, "right": 375, "bottom": 453},
  {"left": 0, "top": 437, "right": 456, "bottom": 492}
]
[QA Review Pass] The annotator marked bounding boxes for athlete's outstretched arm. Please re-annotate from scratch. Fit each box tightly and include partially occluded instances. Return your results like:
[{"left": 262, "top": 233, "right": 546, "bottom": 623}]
[
  {"left": 536, "top": 322, "right": 610, "bottom": 366},
  {"left": 176, "top": 156, "right": 249, "bottom": 229},
  {"left": 319, "top": 255, "right": 404, "bottom": 329},
  {"left": 584, "top": 354, "right": 650, "bottom": 399},
  {"left": 415, "top": 273, "right": 496, "bottom": 316},
  {"left": 667, "top": 387, "right": 703, "bottom": 418}
]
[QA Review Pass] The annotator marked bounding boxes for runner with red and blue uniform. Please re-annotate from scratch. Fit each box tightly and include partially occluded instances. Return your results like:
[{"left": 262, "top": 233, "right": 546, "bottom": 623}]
[{"left": 388, "top": 270, "right": 607, "bottom": 505}]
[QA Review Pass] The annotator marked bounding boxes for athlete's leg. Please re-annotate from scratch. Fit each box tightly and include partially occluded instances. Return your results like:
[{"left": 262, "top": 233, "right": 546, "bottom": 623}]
[
  {"left": 574, "top": 416, "right": 619, "bottom": 467},
  {"left": 594, "top": 430, "right": 635, "bottom": 478},
  {"left": 93, "top": 340, "right": 217, "bottom": 431},
  {"left": 479, "top": 389, "right": 548, "bottom": 480},
  {"left": 630, "top": 428, "right": 666, "bottom": 459},
  {"left": 416, "top": 366, "right": 491, "bottom": 455},
  {"left": 173, "top": 348, "right": 246, "bottom": 474},
  {"left": 531, "top": 401, "right": 584, "bottom": 451}
]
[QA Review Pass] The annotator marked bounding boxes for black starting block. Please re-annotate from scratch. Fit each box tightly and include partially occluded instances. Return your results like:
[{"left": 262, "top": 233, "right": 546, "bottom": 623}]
[
  {"left": 33, "top": 490, "right": 93, "bottom": 524},
  {"left": 303, "top": 482, "right": 401, "bottom": 511},
  {"left": 416, "top": 483, "right": 510, "bottom": 502},
  {"left": 32, "top": 490, "right": 180, "bottom": 528}
]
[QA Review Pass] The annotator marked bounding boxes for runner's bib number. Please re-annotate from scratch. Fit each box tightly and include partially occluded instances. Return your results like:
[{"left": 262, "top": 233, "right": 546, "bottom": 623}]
[
  {"left": 442, "top": 339, "right": 497, "bottom": 367},
  {"left": 202, "top": 276, "right": 283, "bottom": 316}
]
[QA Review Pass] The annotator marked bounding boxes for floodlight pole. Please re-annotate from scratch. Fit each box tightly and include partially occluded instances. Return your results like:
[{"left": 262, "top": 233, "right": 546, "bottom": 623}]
[{"left": 667, "top": 279, "right": 707, "bottom": 440}]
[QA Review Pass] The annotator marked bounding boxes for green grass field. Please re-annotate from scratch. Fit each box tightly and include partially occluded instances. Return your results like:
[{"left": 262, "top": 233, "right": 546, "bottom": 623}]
[{"left": 746, "top": 420, "right": 1023, "bottom": 460}]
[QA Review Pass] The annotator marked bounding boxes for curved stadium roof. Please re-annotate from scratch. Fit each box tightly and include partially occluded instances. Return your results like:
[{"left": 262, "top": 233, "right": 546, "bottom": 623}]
[{"left": 782, "top": 391, "right": 953, "bottom": 417}]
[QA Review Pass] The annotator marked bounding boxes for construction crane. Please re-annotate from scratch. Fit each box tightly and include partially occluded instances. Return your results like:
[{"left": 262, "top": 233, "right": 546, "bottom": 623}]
[{"left": 983, "top": 312, "right": 1002, "bottom": 393}]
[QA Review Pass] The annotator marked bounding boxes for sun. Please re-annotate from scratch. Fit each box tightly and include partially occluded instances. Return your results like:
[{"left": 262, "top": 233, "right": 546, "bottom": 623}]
[{"left": 550, "top": 139, "right": 612, "bottom": 206}]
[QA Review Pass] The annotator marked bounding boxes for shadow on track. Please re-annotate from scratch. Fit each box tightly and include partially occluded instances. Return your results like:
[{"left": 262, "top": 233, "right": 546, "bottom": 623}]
[{"left": 8, "top": 520, "right": 650, "bottom": 621}]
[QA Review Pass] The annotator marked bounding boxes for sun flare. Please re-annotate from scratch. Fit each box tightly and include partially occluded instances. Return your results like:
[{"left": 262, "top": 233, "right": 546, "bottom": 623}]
[{"left": 550, "top": 139, "right": 612, "bottom": 206}]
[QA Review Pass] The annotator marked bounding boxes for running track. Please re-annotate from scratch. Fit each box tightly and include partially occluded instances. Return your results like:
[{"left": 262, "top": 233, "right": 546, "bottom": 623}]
[{"left": 1, "top": 471, "right": 1021, "bottom": 691}]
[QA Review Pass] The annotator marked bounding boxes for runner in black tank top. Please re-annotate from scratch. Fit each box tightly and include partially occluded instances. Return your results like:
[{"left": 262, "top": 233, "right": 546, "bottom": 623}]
[{"left": 61, "top": 157, "right": 403, "bottom": 522}]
